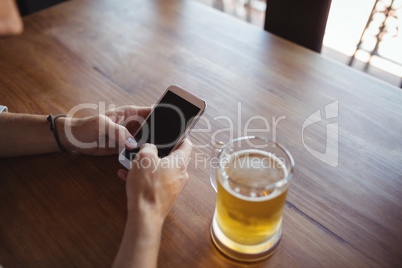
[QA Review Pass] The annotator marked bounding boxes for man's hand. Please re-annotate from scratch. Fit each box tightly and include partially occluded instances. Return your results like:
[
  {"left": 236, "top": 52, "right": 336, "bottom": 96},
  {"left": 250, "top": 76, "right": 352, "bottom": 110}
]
[
  {"left": 119, "top": 140, "right": 192, "bottom": 220},
  {"left": 113, "top": 140, "right": 192, "bottom": 268},
  {"left": 59, "top": 106, "right": 151, "bottom": 156}
]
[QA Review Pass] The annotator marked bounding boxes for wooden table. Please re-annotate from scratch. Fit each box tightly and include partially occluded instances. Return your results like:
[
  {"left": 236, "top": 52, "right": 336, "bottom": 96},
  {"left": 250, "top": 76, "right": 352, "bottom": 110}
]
[{"left": 1, "top": 0, "right": 401, "bottom": 267}]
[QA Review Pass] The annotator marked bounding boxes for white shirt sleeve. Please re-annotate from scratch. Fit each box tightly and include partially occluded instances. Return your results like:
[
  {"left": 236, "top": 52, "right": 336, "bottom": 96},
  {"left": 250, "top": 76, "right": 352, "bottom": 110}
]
[{"left": 0, "top": 105, "right": 8, "bottom": 114}]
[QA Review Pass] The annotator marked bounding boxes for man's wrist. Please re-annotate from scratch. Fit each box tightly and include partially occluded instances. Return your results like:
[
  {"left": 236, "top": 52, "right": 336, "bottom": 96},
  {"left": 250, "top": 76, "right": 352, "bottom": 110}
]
[
  {"left": 127, "top": 209, "right": 164, "bottom": 231},
  {"left": 124, "top": 210, "right": 164, "bottom": 251},
  {"left": 55, "top": 116, "right": 75, "bottom": 152},
  {"left": 113, "top": 207, "right": 163, "bottom": 268}
]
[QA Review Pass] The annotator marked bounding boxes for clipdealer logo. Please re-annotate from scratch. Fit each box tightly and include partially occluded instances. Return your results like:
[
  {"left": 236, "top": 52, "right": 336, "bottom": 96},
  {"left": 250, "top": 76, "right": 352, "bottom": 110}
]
[
  {"left": 302, "top": 101, "right": 339, "bottom": 167},
  {"left": 61, "top": 100, "right": 340, "bottom": 168}
]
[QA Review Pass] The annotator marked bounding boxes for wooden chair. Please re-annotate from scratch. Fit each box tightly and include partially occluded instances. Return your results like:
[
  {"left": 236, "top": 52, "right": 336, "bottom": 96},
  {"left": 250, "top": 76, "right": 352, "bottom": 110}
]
[{"left": 264, "top": 0, "right": 332, "bottom": 53}]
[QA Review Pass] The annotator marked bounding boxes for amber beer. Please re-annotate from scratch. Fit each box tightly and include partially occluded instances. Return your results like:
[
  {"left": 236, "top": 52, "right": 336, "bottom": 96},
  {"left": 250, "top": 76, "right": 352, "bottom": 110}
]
[{"left": 211, "top": 139, "right": 294, "bottom": 262}]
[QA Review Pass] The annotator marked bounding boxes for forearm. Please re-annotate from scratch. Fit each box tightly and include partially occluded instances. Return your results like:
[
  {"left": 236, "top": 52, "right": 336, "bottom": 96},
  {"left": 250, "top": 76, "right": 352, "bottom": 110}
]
[
  {"left": 113, "top": 212, "right": 163, "bottom": 268},
  {"left": 0, "top": 113, "right": 65, "bottom": 157}
]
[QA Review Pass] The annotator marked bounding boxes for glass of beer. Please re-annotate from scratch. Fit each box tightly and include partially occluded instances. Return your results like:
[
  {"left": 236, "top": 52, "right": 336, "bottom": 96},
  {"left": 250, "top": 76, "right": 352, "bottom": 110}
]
[{"left": 210, "top": 136, "right": 294, "bottom": 262}]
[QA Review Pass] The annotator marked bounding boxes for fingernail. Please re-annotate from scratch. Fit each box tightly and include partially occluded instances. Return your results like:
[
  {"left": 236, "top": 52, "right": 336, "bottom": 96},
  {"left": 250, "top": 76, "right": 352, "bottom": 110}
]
[{"left": 125, "top": 137, "right": 137, "bottom": 149}]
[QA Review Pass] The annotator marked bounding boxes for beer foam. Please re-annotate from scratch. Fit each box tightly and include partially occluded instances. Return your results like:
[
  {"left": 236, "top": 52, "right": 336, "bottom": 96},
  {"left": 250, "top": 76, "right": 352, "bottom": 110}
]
[{"left": 222, "top": 149, "right": 287, "bottom": 201}]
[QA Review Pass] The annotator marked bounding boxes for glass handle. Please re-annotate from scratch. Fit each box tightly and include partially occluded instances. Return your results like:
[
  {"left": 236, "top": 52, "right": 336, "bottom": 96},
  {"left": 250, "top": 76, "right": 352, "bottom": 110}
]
[{"left": 210, "top": 141, "right": 225, "bottom": 192}]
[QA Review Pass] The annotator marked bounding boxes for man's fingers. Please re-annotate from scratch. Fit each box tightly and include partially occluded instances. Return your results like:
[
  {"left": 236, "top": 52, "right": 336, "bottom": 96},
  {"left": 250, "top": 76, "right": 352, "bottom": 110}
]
[
  {"left": 137, "top": 143, "right": 158, "bottom": 158},
  {"left": 170, "top": 139, "right": 192, "bottom": 164},
  {"left": 117, "top": 169, "right": 128, "bottom": 181},
  {"left": 112, "top": 105, "right": 152, "bottom": 119},
  {"left": 134, "top": 144, "right": 159, "bottom": 168},
  {"left": 105, "top": 106, "right": 151, "bottom": 126},
  {"left": 125, "top": 107, "right": 152, "bottom": 130},
  {"left": 105, "top": 118, "right": 137, "bottom": 150},
  {"left": 133, "top": 106, "right": 152, "bottom": 119}
]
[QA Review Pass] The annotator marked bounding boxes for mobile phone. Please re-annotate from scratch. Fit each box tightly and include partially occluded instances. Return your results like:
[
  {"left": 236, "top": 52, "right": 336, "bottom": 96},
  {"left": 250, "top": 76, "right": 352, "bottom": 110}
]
[{"left": 118, "top": 85, "right": 207, "bottom": 169}]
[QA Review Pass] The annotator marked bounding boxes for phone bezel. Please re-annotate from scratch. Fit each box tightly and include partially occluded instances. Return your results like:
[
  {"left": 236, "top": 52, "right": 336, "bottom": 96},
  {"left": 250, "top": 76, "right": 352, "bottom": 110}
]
[{"left": 119, "top": 85, "right": 206, "bottom": 169}]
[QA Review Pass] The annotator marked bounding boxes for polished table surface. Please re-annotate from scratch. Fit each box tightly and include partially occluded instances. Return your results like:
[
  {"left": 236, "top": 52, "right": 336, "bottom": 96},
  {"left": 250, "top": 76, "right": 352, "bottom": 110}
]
[{"left": 1, "top": 0, "right": 402, "bottom": 267}]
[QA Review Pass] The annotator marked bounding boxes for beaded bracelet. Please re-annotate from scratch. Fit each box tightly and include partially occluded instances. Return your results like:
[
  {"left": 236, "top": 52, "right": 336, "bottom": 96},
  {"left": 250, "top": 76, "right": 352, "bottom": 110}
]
[{"left": 47, "top": 114, "right": 67, "bottom": 152}]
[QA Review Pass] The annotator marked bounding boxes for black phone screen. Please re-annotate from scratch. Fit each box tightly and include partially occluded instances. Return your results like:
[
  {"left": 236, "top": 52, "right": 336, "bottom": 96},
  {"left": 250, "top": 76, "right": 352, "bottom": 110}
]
[{"left": 125, "top": 90, "right": 201, "bottom": 159}]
